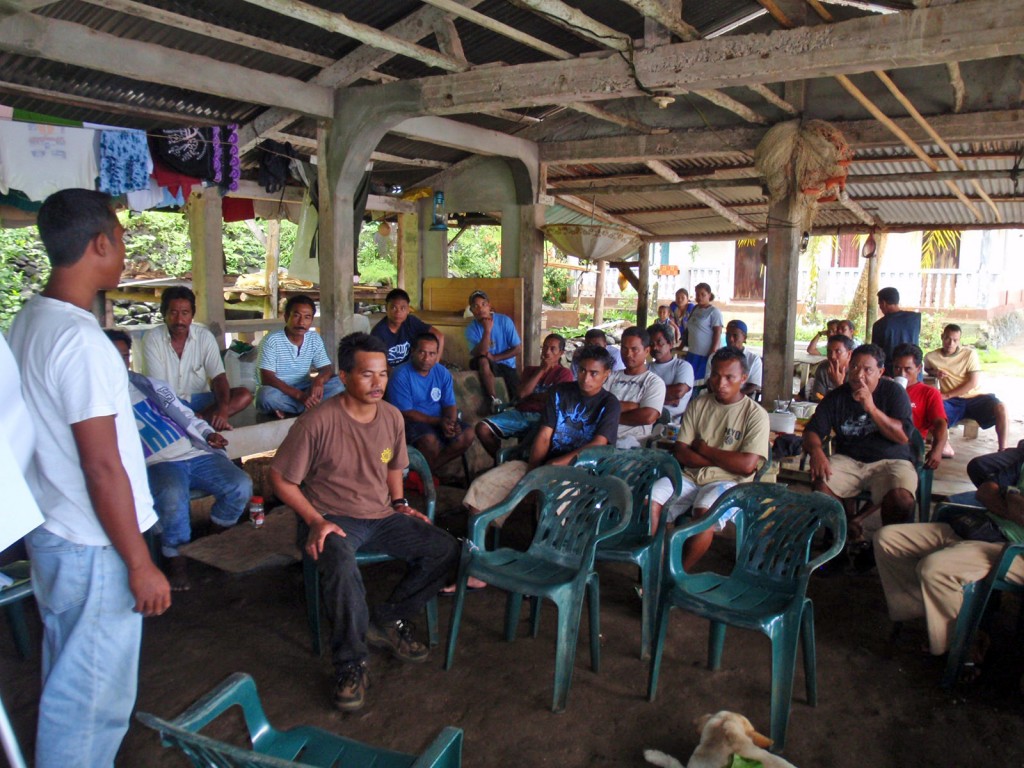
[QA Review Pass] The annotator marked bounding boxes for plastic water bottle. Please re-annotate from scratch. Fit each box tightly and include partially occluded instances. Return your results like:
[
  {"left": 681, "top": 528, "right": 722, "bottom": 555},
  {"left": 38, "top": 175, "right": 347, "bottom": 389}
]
[{"left": 249, "top": 496, "right": 265, "bottom": 528}]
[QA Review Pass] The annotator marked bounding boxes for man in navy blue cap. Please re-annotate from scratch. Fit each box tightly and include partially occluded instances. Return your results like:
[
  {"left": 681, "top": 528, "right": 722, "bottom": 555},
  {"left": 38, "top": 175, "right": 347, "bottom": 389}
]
[{"left": 725, "top": 320, "right": 762, "bottom": 399}]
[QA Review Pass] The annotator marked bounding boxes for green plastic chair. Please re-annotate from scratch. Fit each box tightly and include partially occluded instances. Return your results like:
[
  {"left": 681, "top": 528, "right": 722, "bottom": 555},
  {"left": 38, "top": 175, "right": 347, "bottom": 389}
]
[
  {"left": 0, "top": 561, "right": 33, "bottom": 659},
  {"left": 303, "top": 447, "right": 439, "bottom": 655},
  {"left": 567, "top": 447, "right": 682, "bottom": 661},
  {"left": 137, "top": 672, "right": 463, "bottom": 767},
  {"left": 444, "top": 467, "right": 632, "bottom": 712},
  {"left": 647, "top": 483, "right": 846, "bottom": 752}
]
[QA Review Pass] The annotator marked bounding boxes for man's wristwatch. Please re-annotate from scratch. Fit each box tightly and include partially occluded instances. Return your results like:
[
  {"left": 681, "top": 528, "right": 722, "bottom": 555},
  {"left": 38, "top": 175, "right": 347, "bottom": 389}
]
[{"left": 391, "top": 497, "right": 410, "bottom": 509}]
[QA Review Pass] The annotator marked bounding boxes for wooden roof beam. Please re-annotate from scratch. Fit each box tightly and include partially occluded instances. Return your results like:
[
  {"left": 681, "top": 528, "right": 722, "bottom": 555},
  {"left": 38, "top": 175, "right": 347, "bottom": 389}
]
[
  {"left": 74, "top": 0, "right": 336, "bottom": 68},
  {"left": 552, "top": 193, "right": 650, "bottom": 234},
  {"left": 419, "top": 0, "right": 574, "bottom": 60},
  {"left": 686, "top": 188, "right": 759, "bottom": 231},
  {"left": 0, "top": 12, "right": 332, "bottom": 118},
  {"left": 617, "top": 0, "right": 700, "bottom": 41},
  {"left": 539, "top": 109, "right": 1024, "bottom": 163},
  {"left": 374, "top": 0, "right": 1024, "bottom": 114},
  {"left": 237, "top": 0, "right": 486, "bottom": 154},
  {"left": 508, "top": 0, "right": 631, "bottom": 52},
  {"left": 568, "top": 102, "right": 662, "bottom": 134}
]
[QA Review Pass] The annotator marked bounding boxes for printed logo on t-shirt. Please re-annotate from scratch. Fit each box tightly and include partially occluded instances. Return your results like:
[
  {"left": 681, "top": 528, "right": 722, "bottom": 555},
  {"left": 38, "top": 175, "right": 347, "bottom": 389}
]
[
  {"left": 430, "top": 387, "right": 441, "bottom": 402},
  {"left": 388, "top": 341, "right": 411, "bottom": 366},
  {"left": 381, "top": 447, "right": 393, "bottom": 464},
  {"left": 723, "top": 427, "right": 742, "bottom": 446},
  {"left": 839, "top": 414, "right": 878, "bottom": 438}
]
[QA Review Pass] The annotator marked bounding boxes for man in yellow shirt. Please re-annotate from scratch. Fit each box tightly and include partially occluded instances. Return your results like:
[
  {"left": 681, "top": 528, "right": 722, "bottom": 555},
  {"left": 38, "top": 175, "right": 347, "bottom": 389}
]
[{"left": 924, "top": 324, "right": 1007, "bottom": 452}]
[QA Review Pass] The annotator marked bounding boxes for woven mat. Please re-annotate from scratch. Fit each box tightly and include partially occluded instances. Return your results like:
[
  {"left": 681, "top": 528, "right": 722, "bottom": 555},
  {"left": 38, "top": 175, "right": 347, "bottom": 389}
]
[{"left": 179, "top": 507, "right": 300, "bottom": 573}]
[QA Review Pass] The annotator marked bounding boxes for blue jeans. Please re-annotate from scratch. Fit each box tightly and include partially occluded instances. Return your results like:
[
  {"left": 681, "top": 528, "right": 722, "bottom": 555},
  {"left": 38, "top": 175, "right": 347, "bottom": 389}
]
[
  {"left": 255, "top": 377, "right": 344, "bottom": 415},
  {"left": 147, "top": 452, "right": 253, "bottom": 557},
  {"left": 298, "top": 513, "right": 458, "bottom": 673},
  {"left": 182, "top": 391, "right": 216, "bottom": 412},
  {"left": 27, "top": 527, "right": 143, "bottom": 768}
]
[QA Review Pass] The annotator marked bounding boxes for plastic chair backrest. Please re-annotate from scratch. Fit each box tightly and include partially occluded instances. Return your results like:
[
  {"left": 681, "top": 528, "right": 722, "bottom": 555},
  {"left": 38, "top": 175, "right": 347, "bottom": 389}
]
[
  {"left": 528, "top": 470, "right": 631, "bottom": 569},
  {"left": 710, "top": 483, "right": 846, "bottom": 593},
  {"left": 574, "top": 447, "right": 682, "bottom": 539}
]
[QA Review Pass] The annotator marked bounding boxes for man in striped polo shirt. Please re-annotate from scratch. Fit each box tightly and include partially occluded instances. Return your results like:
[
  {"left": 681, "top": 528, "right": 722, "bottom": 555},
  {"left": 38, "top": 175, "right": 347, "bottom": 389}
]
[{"left": 256, "top": 294, "right": 344, "bottom": 417}]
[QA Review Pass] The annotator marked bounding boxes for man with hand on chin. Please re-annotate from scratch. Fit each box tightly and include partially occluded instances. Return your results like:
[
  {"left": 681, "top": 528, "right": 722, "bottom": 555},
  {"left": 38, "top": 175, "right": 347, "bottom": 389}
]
[
  {"left": 803, "top": 344, "right": 917, "bottom": 537},
  {"left": 256, "top": 294, "right": 343, "bottom": 418},
  {"left": 270, "top": 333, "right": 458, "bottom": 712}
]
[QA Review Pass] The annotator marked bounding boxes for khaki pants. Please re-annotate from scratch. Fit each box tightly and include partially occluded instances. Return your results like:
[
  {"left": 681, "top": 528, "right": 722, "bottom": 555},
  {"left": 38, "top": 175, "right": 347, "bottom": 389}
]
[{"left": 874, "top": 523, "right": 1024, "bottom": 654}]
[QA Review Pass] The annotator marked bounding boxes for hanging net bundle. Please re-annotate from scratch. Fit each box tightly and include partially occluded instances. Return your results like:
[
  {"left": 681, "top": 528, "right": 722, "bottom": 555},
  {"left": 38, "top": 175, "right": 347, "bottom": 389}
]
[{"left": 754, "top": 119, "right": 852, "bottom": 229}]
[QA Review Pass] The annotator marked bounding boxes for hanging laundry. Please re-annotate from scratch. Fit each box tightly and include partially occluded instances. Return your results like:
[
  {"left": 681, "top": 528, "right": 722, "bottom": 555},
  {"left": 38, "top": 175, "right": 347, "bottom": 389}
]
[
  {"left": 0, "top": 122, "right": 98, "bottom": 202},
  {"left": 151, "top": 157, "right": 201, "bottom": 199},
  {"left": 221, "top": 196, "right": 254, "bottom": 223},
  {"left": 151, "top": 125, "right": 240, "bottom": 192},
  {"left": 258, "top": 140, "right": 296, "bottom": 194},
  {"left": 98, "top": 129, "right": 152, "bottom": 195},
  {"left": 211, "top": 124, "right": 240, "bottom": 192}
]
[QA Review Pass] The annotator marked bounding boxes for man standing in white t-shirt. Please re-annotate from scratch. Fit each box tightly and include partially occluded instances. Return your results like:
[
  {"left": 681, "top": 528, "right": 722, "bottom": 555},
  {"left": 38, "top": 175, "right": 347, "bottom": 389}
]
[
  {"left": 7, "top": 189, "right": 171, "bottom": 768},
  {"left": 604, "top": 326, "right": 666, "bottom": 448}
]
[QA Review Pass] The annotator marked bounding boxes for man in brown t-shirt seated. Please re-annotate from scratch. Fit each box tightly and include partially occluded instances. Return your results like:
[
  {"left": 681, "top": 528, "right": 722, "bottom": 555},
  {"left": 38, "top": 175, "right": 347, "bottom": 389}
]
[{"left": 270, "top": 333, "right": 459, "bottom": 713}]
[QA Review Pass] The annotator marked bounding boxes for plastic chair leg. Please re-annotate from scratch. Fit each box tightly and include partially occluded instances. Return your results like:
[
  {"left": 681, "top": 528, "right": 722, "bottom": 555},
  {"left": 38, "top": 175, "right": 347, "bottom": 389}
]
[
  {"left": 504, "top": 593, "right": 524, "bottom": 642},
  {"left": 639, "top": 558, "right": 657, "bottom": 662},
  {"left": 942, "top": 582, "right": 988, "bottom": 688},
  {"left": 302, "top": 556, "right": 322, "bottom": 656},
  {"left": 800, "top": 601, "right": 817, "bottom": 706},
  {"left": 443, "top": 576, "right": 469, "bottom": 671},
  {"left": 3, "top": 603, "right": 31, "bottom": 660},
  {"left": 551, "top": 599, "right": 584, "bottom": 713},
  {"left": 707, "top": 621, "right": 727, "bottom": 670},
  {"left": 426, "top": 596, "right": 439, "bottom": 647},
  {"left": 529, "top": 596, "right": 541, "bottom": 638},
  {"left": 647, "top": 600, "right": 673, "bottom": 701},
  {"left": 768, "top": 623, "right": 801, "bottom": 752},
  {"left": 586, "top": 575, "right": 600, "bottom": 673}
]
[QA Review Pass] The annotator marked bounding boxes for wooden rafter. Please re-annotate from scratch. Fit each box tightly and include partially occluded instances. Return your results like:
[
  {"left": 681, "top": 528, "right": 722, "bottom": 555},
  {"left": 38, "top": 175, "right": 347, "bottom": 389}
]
[
  {"left": 418, "top": 0, "right": 572, "bottom": 60},
  {"left": 616, "top": 0, "right": 700, "bottom": 41},
  {"left": 237, "top": 0, "right": 468, "bottom": 73},
  {"left": 508, "top": 0, "right": 630, "bottom": 52},
  {"left": 73, "top": 0, "right": 336, "bottom": 68},
  {"left": 375, "top": 0, "right": 1024, "bottom": 114},
  {"left": 687, "top": 188, "right": 758, "bottom": 231},
  {"left": 947, "top": 62, "right": 966, "bottom": 113}
]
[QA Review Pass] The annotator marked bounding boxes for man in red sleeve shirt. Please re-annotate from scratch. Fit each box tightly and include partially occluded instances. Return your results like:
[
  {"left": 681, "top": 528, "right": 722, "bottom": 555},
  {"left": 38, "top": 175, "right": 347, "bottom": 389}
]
[{"left": 892, "top": 343, "right": 947, "bottom": 469}]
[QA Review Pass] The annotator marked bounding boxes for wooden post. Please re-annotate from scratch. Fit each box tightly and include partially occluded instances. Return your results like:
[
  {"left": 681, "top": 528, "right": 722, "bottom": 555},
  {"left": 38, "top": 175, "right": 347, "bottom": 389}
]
[
  {"left": 593, "top": 260, "right": 606, "bottom": 326},
  {"left": 264, "top": 219, "right": 280, "bottom": 319},
  {"left": 636, "top": 243, "right": 651, "bottom": 329},
  {"left": 519, "top": 204, "right": 544, "bottom": 366},
  {"left": 396, "top": 215, "right": 406, "bottom": 290},
  {"left": 865, "top": 231, "right": 886, "bottom": 339},
  {"left": 318, "top": 122, "right": 356, "bottom": 364},
  {"left": 187, "top": 187, "right": 226, "bottom": 347},
  {"left": 762, "top": 195, "right": 803, "bottom": 405}
]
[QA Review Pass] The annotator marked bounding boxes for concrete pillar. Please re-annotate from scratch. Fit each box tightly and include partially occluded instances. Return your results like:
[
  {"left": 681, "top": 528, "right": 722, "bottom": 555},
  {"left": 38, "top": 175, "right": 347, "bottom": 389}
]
[
  {"left": 187, "top": 187, "right": 225, "bottom": 346},
  {"left": 762, "top": 195, "right": 803, "bottom": 405}
]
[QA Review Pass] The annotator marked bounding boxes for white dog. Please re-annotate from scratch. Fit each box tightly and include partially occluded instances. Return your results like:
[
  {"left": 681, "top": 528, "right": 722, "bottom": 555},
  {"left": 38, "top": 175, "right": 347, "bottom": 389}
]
[{"left": 645, "top": 711, "right": 799, "bottom": 768}]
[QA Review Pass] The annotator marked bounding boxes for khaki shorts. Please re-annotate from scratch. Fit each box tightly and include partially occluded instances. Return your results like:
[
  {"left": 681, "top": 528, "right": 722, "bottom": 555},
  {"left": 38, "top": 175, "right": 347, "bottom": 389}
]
[
  {"left": 462, "top": 460, "right": 529, "bottom": 525},
  {"left": 825, "top": 454, "right": 918, "bottom": 505}
]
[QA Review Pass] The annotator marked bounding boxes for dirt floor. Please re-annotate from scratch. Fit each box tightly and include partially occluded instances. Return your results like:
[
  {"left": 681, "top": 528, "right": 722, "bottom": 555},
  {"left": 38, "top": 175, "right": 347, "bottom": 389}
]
[{"left": 4, "top": 348, "right": 1024, "bottom": 767}]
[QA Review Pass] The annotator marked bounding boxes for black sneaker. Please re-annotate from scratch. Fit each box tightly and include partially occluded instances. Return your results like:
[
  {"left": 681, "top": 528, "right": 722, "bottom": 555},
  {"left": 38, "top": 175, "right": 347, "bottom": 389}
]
[
  {"left": 333, "top": 661, "right": 369, "bottom": 711},
  {"left": 366, "top": 619, "right": 429, "bottom": 663}
]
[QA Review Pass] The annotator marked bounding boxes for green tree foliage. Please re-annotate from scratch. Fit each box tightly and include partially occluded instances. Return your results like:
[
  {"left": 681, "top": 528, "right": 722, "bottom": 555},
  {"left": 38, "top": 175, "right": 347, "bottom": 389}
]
[{"left": 448, "top": 226, "right": 500, "bottom": 278}]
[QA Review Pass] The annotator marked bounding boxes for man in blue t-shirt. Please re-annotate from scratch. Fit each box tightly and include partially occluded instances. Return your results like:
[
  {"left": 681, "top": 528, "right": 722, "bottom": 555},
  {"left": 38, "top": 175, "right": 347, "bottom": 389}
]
[
  {"left": 386, "top": 333, "right": 474, "bottom": 474},
  {"left": 871, "top": 287, "right": 921, "bottom": 377},
  {"left": 371, "top": 288, "right": 445, "bottom": 368},
  {"left": 465, "top": 290, "right": 522, "bottom": 413}
]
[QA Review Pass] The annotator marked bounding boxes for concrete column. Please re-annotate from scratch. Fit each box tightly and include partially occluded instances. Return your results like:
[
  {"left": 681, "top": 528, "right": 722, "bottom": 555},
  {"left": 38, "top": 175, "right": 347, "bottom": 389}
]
[
  {"left": 187, "top": 187, "right": 225, "bottom": 346},
  {"left": 762, "top": 195, "right": 803, "bottom": 405}
]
